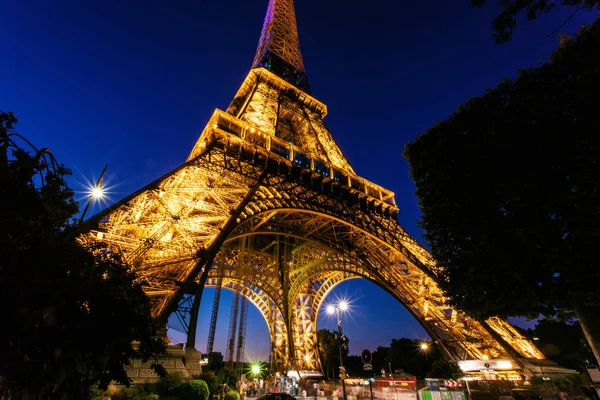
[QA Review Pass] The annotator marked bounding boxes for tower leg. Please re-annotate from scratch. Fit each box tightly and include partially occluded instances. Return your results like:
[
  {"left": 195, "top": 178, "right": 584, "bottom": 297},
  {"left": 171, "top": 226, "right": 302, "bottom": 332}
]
[
  {"left": 278, "top": 236, "right": 295, "bottom": 371},
  {"left": 269, "top": 303, "right": 288, "bottom": 373},
  {"left": 292, "top": 286, "right": 321, "bottom": 372},
  {"left": 186, "top": 259, "right": 212, "bottom": 350}
]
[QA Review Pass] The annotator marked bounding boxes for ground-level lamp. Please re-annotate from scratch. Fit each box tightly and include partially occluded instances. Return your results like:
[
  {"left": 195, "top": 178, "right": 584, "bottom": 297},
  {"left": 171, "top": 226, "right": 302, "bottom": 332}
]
[
  {"left": 80, "top": 164, "right": 108, "bottom": 223},
  {"left": 417, "top": 341, "right": 431, "bottom": 379},
  {"left": 251, "top": 363, "right": 262, "bottom": 377},
  {"left": 326, "top": 300, "right": 350, "bottom": 400}
]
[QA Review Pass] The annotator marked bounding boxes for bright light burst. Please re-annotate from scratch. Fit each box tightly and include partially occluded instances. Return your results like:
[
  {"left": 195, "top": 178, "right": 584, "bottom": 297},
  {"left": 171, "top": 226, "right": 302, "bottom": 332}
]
[
  {"left": 91, "top": 186, "right": 105, "bottom": 199},
  {"left": 338, "top": 300, "right": 349, "bottom": 311},
  {"left": 325, "top": 297, "right": 351, "bottom": 315},
  {"left": 420, "top": 342, "right": 429, "bottom": 351},
  {"left": 77, "top": 168, "right": 118, "bottom": 210}
]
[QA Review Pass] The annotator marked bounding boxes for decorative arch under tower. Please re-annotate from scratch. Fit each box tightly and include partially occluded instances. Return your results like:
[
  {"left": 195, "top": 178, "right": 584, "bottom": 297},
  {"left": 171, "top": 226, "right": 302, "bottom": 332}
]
[{"left": 82, "top": 0, "right": 545, "bottom": 375}]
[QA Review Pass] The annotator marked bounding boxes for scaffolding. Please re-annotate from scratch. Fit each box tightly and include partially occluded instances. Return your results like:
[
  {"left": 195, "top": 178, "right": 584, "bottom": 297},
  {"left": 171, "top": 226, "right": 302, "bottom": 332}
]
[
  {"left": 225, "top": 292, "right": 240, "bottom": 368},
  {"left": 235, "top": 297, "right": 249, "bottom": 378},
  {"left": 206, "top": 275, "right": 223, "bottom": 356}
]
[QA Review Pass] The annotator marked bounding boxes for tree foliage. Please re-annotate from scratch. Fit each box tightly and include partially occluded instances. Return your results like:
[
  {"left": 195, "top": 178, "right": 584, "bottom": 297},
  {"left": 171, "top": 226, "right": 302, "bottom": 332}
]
[
  {"left": 0, "top": 111, "right": 165, "bottom": 398},
  {"left": 370, "top": 339, "right": 458, "bottom": 379},
  {"left": 217, "top": 368, "right": 238, "bottom": 389},
  {"left": 317, "top": 329, "right": 348, "bottom": 379},
  {"left": 522, "top": 319, "right": 594, "bottom": 371},
  {"left": 403, "top": 22, "right": 600, "bottom": 362},
  {"left": 344, "top": 339, "right": 459, "bottom": 379},
  {"left": 195, "top": 371, "right": 220, "bottom": 397},
  {"left": 224, "top": 390, "right": 241, "bottom": 400},
  {"left": 179, "top": 379, "right": 210, "bottom": 400},
  {"left": 472, "top": 0, "right": 600, "bottom": 43}
]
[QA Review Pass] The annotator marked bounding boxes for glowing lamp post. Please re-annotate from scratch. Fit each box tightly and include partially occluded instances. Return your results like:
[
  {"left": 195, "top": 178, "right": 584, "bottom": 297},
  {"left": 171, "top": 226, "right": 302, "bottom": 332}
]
[
  {"left": 80, "top": 164, "right": 108, "bottom": 223},
  {"left": 91, "top": 186, "right": 105, "bottom": 200},
  {"left": 327, "top": 300, "right": 349, "bottom": 400}
]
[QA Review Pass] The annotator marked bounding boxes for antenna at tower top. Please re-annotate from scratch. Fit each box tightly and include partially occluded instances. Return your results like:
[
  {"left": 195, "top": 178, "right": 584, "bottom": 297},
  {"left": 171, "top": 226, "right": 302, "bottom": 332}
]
[{"left": 252, "top": 0, "right": 311, "bottom": 94}]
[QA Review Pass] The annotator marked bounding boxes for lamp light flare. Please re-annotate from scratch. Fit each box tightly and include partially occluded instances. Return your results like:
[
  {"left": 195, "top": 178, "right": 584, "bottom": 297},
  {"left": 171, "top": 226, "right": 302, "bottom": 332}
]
[
  {"left": 91, "top": 186, "right": 105, "bottom": 199},
  {"left": 326, "top": 304, "right": 336, "bottom": 315},
  {"left": 338, "top": 300, "right": 349, "bottom": 311},
  {"left": 420, "top": 342, "right": 429, "bottom": 350},
  {"left": 251, "top": 364, "right": 261, "bottom": 375}
]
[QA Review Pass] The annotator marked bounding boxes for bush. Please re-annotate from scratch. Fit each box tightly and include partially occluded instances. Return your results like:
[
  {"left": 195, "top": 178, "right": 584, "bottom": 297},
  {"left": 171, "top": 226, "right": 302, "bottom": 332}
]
[
  {"left": 194, "top": 371, "right": 219, "bottom": 397},
  {"left": 225, "top": 390, "right": 241, "bottom": 400},
  {"left": 111, "top": 384, "right": 158, "bottom": 400},
  {"left": 217, "top": 368, "right": 238, "bottom": 389},
  {"left": 179, "top": 379, "right": 210, "bottom": 400},
  {"left": 156, "top": 372, "right": 185, "bottom": 396}
]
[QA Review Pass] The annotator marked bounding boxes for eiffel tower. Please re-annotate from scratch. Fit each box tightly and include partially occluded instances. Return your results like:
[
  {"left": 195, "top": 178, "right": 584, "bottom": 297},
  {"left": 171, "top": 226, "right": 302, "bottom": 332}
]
[{"left": 83, "top": 0, "right": 545, "bottom": 374}]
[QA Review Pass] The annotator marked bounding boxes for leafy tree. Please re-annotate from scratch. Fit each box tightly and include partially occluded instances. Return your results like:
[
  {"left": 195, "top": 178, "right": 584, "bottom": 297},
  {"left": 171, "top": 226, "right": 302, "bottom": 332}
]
[
  {"left": 357, "top": 340, "right": 458, "bottom": 378},
  {"left": 429, "top": 360, "right": 462, "bottom": 379},
  {"left": 195, "top": 371, "right": 220, "bottom": 397},
  {"left": 371, "top": 346, "right": 390, "bottom": 376},
  {"left": 388, "top": 338, "right": 430, "bottom": 379},
  {"left": 403, "top": 22, "right": 600, "bottom": 362},
  {"left": 0, "top": 111, "right": 165, "bottom": 398},
  {"left": 111, "top": 383, "right": 159, "bottom": 400},
  {"left": 217, "top": 367, "right": 238, "bottom": 389},
  {"left": 179, "top": 379, "right": 210, "bottom": 400},
  {"left": 345, "top": 355, "right": 367, "bottom": 377},
  {"left": 472, "top": 0, "right": 600, "bottom": 43},
  {"left": 225, "top": 390, "right": 241, "bottom": 400},
  {"left": 156, "top": 372, "right": 186, "bottom": 396},
  {"left": 389, "top": 338, "right": 457, "bottom": 379},
  {"left": 317, "top": 329, "right": 348, "bottom": 379},
  {"left": 523, "top": 319, "right": 594, "bottom": 371}
]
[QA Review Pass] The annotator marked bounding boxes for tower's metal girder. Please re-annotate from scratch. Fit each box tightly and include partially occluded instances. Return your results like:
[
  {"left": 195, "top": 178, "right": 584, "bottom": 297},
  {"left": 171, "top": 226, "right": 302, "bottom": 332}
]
[
  {"left": 80, "top": 0, "right": 544, "bottom": 374},
  {"left": 82, "top": 85, "right": 543, "bottom": 368}
]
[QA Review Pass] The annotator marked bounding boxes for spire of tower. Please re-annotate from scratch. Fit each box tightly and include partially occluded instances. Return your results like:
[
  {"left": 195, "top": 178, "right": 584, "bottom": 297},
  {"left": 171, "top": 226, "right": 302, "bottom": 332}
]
[{"left": 252, "top": 0, "right": 311, "bottom": 93}]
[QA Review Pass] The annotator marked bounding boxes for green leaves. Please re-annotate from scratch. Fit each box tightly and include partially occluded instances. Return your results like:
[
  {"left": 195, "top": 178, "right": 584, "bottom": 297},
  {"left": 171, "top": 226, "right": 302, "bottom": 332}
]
[
  {"left": 317, "top": 329, "right": 346, "bottom": 379},
  {"left": 0, "top": 111, "right": 165, "bottom": 399},
  {"left": 404, "top": 20, "right": 600, "bottom": 328},
  {"left": 472, "top": 0, "right": 599, "bottom": 43}
]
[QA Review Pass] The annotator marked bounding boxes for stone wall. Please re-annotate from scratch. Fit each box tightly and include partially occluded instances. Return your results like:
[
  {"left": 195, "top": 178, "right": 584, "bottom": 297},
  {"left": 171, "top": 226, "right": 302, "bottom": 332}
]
[{"left": 124, "top": 344, "right": 205, "bottom": 384}]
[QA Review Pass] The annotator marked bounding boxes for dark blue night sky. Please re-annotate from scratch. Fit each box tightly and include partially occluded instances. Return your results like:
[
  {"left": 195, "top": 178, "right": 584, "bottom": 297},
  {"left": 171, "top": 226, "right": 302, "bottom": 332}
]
[{"left": 3, "top": 0, "right": 597, "bottom": 360}]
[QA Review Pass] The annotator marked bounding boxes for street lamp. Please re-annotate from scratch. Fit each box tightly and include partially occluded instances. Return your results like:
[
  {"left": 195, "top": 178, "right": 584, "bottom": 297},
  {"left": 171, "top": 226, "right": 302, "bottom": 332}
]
[
  {"left": 419, "top": 341, "right": 431, "bottom": 379},
  {"left": 91, "top": 186, "right": 105, "bottom": 200},
  {"left": 80, "top": 164, "right": 108, "bottom": 223},
  {"left": 326, "top": 301, "right": 349, "bottom": 400}
]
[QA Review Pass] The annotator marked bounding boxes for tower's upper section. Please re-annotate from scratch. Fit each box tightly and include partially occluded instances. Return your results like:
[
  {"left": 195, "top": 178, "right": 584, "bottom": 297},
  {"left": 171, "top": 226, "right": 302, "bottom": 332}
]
[{"left": 252, "top": 0, "right": 311, "bottom": 94}]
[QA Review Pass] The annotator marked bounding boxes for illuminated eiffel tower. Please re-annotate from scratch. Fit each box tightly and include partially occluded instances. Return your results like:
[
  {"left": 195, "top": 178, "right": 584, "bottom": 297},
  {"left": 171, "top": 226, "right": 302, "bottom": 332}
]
[{"left": 83, "top": 0, "right": 545, "bottom": 374}]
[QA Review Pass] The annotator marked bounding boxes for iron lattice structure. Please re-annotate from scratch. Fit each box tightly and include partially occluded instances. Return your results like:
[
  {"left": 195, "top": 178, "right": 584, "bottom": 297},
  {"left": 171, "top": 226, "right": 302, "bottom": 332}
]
[{"left": 82, "top": 0, "right": 544, "bottom": 373}]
